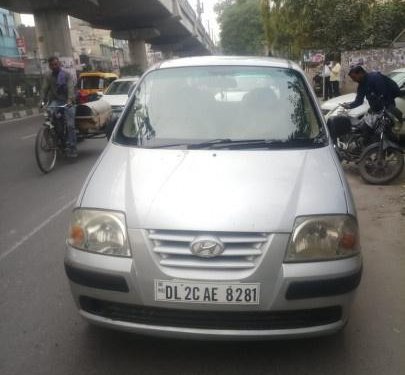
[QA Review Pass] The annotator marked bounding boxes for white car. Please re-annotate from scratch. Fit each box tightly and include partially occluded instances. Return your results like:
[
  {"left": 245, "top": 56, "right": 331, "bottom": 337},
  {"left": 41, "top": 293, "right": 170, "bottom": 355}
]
[
  {"left": 321, "top": 68, "right": 405, "bottom": 135},
  {"left": 99, "top": 76, "right": 140, "bottom": 113}
]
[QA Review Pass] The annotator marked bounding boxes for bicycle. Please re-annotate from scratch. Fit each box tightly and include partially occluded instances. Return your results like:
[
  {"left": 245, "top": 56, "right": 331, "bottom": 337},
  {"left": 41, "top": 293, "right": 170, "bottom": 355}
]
[{"left": 35, "top": 104, "right": 72, "bottom": 173}]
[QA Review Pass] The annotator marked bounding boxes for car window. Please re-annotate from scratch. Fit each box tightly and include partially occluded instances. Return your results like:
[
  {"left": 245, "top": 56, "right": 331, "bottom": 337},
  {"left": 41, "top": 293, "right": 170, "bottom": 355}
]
[
  {"left": 105, "top": 80, "right": 136, "bottom": 95},
  {"left": 104, "top": 77, "right": 117, "bottom": 90},
  {"left": 80, "top": 76, "right": 102, "bottom": 89},
  {"left": 387, "top": 72, "right": 405, "bottom": 87},
  {"left": 115, "top": 66, "right": 322, "bottom": 147}
]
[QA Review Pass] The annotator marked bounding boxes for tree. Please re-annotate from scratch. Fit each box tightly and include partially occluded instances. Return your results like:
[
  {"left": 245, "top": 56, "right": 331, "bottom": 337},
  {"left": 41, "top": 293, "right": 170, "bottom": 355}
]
[
  {"left": 261, "top": 0, "right": 404, "bottom": 59},
  {"left": 216, "top": 0, "right": 265, "bottom": 55},
  {"left": 365, "top": 0, "right": 405, "bottom": 48}
]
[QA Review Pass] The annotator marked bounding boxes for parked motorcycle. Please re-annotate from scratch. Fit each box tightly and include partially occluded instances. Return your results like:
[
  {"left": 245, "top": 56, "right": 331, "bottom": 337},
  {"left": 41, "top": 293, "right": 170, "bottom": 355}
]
[{"left": 327, "top": 105, "right": 404, "bottom": 184}]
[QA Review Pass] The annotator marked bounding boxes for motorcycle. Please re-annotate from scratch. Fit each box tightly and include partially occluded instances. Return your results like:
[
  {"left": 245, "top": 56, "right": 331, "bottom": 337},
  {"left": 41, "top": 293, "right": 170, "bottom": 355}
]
[{"left": 327, "top": 105, "right": 404, "bottom": 184}]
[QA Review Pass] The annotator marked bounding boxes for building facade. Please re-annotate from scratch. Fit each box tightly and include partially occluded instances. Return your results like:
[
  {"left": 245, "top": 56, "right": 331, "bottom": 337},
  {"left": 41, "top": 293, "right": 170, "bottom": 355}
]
[
  {"left": 0, "top": 8, "right": 30, "bottom": 109},
  {"left": 0, "top": 8, "right": 18, "bottom": 57},
  {"left": 69, "top": 17, "right": 129, "bottom": 73}
]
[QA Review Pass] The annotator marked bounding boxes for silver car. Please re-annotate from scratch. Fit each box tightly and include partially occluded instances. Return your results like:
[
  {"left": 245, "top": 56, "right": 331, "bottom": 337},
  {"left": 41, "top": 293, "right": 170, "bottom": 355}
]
[{"left": 65, "top": 56, "right": 362, "bottom": 340}]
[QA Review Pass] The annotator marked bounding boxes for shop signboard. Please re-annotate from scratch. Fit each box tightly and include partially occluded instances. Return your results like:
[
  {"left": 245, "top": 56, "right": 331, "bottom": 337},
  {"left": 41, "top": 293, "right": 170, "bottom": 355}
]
[
  {"left": 16, "top": 37, "right": 26, "bottom": 57},
  {"left": 303, "top": 50, "right": 325, "bottom": 64},
  {"left": 1, "top": 57, "right": 25, "bottom": 69}
]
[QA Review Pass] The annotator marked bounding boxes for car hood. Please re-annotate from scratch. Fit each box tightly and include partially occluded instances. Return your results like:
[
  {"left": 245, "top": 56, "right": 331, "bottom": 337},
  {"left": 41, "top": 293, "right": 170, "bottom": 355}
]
[
  {"left": 100, "top": 95, "right": 128, "bottom": 107},
  {"left": 322, "top": 93, "right": 369, "bottom": 118},
  {"left": 321, "top": 94, "right": 356, "bottom": 110},
  {"left": 80, "top": 144, "right": 348, "bottom": 233}
]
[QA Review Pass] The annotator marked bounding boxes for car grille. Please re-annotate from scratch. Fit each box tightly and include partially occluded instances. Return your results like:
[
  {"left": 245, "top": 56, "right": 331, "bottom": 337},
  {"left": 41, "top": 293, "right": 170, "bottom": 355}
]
[
  {"left": 147, "top": 230, "right": 269, "bottom": 270},
  {"left": 80, "top": 296, "right": 342, "bottom": 330}
]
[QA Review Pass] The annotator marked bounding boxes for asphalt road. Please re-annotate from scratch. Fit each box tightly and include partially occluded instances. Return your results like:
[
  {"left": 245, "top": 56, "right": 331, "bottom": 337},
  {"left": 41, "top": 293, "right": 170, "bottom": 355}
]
[{"left": 0, "top": 115, "right": 404, "bottom": 375}]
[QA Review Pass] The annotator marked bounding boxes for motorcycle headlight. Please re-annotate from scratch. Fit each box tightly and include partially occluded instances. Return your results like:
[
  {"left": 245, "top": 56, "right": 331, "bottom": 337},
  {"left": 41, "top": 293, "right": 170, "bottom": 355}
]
[
  {"left": 67, "top": 209, "right": 131, "bottom": 257},
  {"left": 285, "top": 215, "right": 360, "bottom": 262}
]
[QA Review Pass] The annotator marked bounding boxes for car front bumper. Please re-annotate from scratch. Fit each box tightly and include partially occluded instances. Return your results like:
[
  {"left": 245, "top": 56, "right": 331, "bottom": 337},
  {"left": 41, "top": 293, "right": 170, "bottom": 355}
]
[{"left": 65, "top": 230, "right": 362, "bottom": 340}]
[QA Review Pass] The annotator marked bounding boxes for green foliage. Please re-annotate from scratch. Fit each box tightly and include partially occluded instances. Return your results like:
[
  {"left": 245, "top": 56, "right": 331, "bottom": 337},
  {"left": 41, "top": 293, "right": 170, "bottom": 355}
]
[
  {"left": 216, "top": 0, "right": 265, "bottom": 55},
  {"left": 261, "top": 0, "right": 405, "bottom": 59},
  {"left": 365, "top": 0, "right": 405, "bottom": 48}
]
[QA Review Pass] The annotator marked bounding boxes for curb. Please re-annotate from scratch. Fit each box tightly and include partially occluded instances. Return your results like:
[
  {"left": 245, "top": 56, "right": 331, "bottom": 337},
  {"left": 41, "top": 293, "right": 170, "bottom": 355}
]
[{"left": 0, "top": 108, "right": 40, "bottom": 122}]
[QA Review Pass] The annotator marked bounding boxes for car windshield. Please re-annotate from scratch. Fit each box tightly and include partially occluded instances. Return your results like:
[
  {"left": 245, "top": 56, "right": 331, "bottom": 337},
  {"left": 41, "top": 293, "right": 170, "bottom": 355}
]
[
  {"left": 79, "top": 76, "right": 103, "bottom": 90},
  {"left": 115, "top": 66, "right": 323, "bottom": 148},
  {"left": 105, "top": 80, "right": 137, "bottom": 95}
]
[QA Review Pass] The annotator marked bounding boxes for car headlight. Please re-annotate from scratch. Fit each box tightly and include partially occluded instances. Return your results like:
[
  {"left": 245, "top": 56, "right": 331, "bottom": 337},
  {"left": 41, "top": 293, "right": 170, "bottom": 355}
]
[
  {"left": 285, "top": 215, "right": 360, "bottom": 262},
  {"left": 67, "top": 209, "right": 131, "bottom": 257}
]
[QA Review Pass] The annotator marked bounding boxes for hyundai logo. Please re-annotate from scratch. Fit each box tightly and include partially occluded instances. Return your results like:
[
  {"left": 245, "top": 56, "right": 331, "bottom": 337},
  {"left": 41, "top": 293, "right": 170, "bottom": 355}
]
[{"left": 190, "top": 236, "right": 225, "bottom": 258}]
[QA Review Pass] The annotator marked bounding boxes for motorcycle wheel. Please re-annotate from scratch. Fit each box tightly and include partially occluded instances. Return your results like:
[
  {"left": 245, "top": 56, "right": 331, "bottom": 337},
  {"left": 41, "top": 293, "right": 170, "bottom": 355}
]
[{"left": 358, "top": 146, "right": 404, "bottom": 184}]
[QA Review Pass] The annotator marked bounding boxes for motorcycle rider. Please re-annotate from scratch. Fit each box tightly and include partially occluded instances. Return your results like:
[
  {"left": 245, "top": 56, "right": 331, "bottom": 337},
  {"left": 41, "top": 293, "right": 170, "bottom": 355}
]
[
  {"left": 41, "top": 56, "right": 78, "bottom": 158},
  {"left": 342, "top": 65, "right": 403, "bottom": 130}
]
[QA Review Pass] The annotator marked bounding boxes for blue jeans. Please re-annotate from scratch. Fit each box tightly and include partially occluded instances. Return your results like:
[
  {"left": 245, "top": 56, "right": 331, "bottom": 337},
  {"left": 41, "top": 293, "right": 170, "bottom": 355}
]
[{"left": 49, "top": 100, "right": 77, "bottom": 148}]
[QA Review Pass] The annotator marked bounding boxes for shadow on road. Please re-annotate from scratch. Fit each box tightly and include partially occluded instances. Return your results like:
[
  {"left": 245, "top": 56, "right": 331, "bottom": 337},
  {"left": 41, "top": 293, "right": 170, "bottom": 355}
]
[{"left": 78, "top": 324, "right": 348, "bottom": 374}]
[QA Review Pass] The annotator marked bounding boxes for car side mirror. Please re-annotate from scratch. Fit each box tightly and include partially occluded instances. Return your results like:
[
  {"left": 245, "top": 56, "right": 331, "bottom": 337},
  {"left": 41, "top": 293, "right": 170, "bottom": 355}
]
[
  {"left": 327, "top": 115, "right": 351, "bottom": 142},
  {"left": 399, "top": 88, "right": 405, "bottom": 97}
]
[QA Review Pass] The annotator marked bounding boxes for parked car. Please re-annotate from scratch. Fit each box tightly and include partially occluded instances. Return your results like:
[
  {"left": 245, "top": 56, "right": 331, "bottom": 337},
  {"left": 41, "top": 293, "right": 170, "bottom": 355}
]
[
  {"left": 98, "top": 76, "right": 140, "bottom": 114},
  {"left": 99, "top": 76, "right": 140, "bottom": 139},
  {"left": 65, "top": 56, "right": 362, "bottom": 340},
  {"left": 321, "top": 68, "right": 405, "bottom": 136}
]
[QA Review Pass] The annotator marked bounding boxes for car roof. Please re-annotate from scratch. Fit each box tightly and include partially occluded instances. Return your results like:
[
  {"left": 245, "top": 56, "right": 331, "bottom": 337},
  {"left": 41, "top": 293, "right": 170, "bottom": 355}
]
[
  {"left": 391, "top": 68, "right": 405, "bottom": 73},
  {"left": 79, "top": 72, "right": 118, "bottom": 78},
  {"left": 114, "top": 76, "right": 140, "bottom": 82},
  {"left": 156, "top": 55, "right": 297, "bottom": 70}
]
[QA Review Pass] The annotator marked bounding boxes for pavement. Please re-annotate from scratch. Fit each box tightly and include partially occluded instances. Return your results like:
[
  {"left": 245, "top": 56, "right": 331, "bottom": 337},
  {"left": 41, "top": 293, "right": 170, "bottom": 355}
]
[{"left": 0, "top": 107, "right": 41, "bottom": 122}]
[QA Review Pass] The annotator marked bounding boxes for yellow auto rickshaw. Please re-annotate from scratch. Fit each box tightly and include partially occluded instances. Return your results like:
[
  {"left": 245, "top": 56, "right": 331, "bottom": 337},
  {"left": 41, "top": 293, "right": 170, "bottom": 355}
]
[{"left": 77, "top": 72, "right": 118, "bottom": 103}]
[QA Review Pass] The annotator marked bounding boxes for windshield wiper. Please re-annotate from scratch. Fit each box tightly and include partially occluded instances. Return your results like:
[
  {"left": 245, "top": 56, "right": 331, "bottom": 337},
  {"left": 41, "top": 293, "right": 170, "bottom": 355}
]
[
  {"left": 187, "top": 138, "right": 235, "bottom": 149},
  {"left": 146, "top": 139, "right": 234, "bottom": 149},
  {"left": 141, "top": 133, "right": 327, "bottom": 150},
  {"left": 146, "top": 142, "right": 192, "bottom": 149},
  {"left": 188, "top": 137, "right": 327, "bottom": 150}
]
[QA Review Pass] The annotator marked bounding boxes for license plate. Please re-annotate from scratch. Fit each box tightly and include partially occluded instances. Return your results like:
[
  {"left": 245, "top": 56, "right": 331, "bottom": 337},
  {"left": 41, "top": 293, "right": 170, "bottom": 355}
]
[{"left": 154, "top": 280, "right": 260, "bottom": 305}]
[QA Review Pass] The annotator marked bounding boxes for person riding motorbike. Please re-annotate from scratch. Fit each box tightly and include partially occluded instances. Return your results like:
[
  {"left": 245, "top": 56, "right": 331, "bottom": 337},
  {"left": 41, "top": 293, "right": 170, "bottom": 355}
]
[
  {"left": 41, "top": 56, "right": 78, "bottom": 158},
  {"left": 341, "top": 65, "right": 403, "bottom": 138}
]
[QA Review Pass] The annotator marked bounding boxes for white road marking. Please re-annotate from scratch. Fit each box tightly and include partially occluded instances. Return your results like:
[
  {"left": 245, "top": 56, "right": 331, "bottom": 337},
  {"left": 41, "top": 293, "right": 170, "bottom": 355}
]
[
  {"left": 0, "top": 198, "right": 76, "bottom": 263},
  {"left": 21, "top": 133, "right": 36, "bottom": 140}
]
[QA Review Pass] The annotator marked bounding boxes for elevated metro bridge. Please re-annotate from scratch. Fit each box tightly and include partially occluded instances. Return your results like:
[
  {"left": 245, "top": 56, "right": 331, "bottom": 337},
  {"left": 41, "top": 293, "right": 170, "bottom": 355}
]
[{"left": 0, "top": 0, "right": 214, "bottom": 69}]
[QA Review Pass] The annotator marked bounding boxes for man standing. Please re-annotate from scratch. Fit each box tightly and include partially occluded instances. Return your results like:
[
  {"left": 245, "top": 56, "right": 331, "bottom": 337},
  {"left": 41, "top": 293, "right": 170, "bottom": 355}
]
[
  {"left": 41, "top": 56, "right": 77, "bottom": 158},
  {"left": 330, "top": 60, "right": 341, "bottom": 97},
  {"left": 321, "top": 61, "right": 332, "bottom": 100}
]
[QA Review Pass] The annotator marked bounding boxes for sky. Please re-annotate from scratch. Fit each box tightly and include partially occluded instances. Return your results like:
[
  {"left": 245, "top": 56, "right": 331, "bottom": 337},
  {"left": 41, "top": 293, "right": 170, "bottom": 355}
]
[
  {"left": 19, "top": 1, "right": 220, "bottom": 42},
  {"left": 193, "top": 0, "right": 220, "bottom": 43}
]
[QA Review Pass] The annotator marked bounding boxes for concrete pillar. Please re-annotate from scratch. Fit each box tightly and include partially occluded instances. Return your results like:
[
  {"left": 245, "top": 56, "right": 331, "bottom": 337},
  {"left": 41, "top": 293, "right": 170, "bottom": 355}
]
[
  {"left": 112, "top": 29, "right": 160, "bottom": 72},
  {"left": 33, "top": 10, "right": 74, "bottom": 67},
  {"left": 33, "top": 10, "right": 73, "bottom": 58},
  {"left": 128, "top": 39, "right": 148, "bottom": 71}
]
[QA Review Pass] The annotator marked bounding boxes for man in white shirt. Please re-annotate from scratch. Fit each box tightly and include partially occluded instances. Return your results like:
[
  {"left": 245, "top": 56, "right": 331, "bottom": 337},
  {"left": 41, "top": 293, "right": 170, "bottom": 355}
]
[
  {"left": 330, "top": 61, "right": 341, "bottom": 97},
  {"left": 321, "top": 61, "right": 332, "bottom": 100}
]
